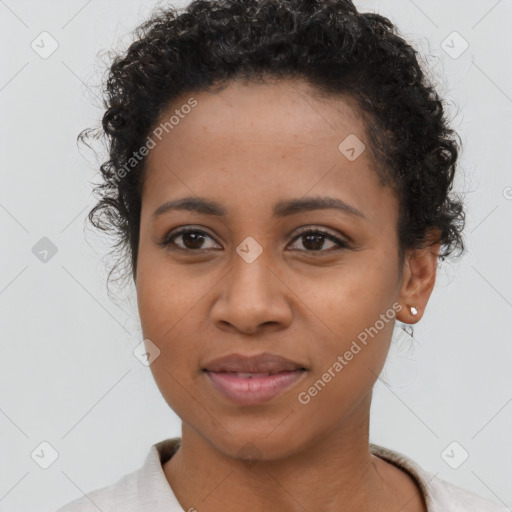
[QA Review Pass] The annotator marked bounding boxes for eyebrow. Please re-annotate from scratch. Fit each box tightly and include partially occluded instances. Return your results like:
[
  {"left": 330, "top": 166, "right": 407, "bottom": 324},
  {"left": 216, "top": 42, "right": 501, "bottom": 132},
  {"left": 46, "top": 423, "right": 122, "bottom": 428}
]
[{"left": 152, "top": 196, "right": 366, "bottom": 220}]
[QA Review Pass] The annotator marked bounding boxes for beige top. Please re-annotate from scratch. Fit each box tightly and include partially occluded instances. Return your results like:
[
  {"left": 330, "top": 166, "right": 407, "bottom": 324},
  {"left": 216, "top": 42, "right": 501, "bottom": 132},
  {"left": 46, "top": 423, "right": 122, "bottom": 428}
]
[{"left": 55, "top": 437, "right": 507, "bottom": 511}]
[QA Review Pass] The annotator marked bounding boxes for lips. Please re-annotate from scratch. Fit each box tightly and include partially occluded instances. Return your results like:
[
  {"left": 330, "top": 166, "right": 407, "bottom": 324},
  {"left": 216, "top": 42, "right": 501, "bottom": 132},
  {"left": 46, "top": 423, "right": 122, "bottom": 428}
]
[
  {"left": 202, "top": 352, "right": 307, "bottom": 374},
  {"left": 202, "top": 352, "right": 308, "bottom": 405}
]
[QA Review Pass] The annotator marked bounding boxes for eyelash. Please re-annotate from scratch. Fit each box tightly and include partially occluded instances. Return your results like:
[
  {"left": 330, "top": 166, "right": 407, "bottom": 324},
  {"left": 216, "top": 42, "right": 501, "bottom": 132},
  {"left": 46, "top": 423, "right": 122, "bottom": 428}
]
[{"left": 158, "top": 227, "right": 350, "bottom": 254}]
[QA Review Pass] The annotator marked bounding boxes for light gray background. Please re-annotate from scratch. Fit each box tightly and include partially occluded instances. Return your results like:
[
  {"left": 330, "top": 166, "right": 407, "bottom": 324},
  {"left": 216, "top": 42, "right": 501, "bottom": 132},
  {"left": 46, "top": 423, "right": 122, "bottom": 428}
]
[{"left": 1, "top": 0, "right": 511, "bottom": 511}]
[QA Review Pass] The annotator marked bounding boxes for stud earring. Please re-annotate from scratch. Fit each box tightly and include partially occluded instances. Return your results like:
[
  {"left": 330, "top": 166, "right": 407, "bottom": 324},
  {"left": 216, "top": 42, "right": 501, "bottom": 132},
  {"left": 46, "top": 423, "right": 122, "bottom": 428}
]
[{"left": 410, "top": 306, "right": 418, "bottom": 316}]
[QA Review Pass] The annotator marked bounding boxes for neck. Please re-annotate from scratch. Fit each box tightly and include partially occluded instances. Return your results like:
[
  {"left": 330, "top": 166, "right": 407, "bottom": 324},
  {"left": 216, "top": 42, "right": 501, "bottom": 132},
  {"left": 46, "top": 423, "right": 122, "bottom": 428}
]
[{"left": 162, "top": 397, "right": 422, "bottom": 512}]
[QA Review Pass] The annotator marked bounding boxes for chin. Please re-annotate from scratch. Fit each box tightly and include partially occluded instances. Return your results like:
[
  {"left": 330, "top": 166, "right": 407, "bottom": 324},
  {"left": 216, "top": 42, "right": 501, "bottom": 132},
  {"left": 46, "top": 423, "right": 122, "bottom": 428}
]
[{"left": 193, "top": 417, "right": 313, "bottom": 464}]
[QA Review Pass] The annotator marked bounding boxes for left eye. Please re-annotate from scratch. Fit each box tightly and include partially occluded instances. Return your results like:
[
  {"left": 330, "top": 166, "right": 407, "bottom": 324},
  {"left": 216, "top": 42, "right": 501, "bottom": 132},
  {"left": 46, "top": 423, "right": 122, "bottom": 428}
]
[{"left": 288, "top": 229, "right": 349, "bottom": 253}]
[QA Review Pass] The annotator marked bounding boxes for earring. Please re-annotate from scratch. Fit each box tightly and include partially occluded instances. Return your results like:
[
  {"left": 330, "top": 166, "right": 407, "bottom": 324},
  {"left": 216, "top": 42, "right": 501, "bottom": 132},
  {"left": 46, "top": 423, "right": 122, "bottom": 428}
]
[{"left": 410, "top": 306, "right": 418, "bottom": 316}]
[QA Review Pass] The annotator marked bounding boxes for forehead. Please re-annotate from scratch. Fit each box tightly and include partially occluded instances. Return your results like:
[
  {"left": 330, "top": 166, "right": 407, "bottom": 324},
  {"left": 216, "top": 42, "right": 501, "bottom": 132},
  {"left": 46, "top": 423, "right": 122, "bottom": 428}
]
[
  {"left": 156, "top": 78, "right": 367, "bottom": 149},
  {"left": 141, "top": 78, "right": 397, "bottom": 225}
]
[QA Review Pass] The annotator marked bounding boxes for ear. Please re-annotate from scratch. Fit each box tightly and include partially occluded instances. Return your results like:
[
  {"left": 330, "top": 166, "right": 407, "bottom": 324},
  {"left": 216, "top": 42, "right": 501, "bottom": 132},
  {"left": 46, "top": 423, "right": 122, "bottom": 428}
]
[{"left": 396, "top": 229, "right": 441, "bottom": 324}]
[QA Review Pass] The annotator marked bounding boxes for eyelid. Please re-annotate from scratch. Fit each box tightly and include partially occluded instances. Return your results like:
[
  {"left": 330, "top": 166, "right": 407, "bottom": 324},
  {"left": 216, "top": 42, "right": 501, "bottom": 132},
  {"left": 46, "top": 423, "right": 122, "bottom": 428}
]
[{"left": 291, "top": 225, "right": 345, "bottom": 239}]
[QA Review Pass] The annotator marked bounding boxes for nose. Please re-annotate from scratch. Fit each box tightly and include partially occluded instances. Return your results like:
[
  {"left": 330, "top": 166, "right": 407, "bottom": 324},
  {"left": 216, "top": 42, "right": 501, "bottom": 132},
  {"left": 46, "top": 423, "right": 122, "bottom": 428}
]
[{"left": 210, "top": 250, "right": 293, "bottom": 335}]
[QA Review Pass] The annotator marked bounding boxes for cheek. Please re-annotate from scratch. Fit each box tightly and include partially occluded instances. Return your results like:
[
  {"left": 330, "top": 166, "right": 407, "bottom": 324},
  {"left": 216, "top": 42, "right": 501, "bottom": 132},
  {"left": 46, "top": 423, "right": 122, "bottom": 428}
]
[
  {"left": 293, "top": 256, "right": 398, "bottom": 401},
  {"left": 136, "top": 273, "right": 200, "bottom": 369},
  {"left": 294, "top": 302, "right": 396, "bottom": 428},
  {"left": 135, "top": 250, "right": 209, "bottom": 378},
  {"left": 136, "top": 266, "right": 205, "bottom": 415},
  {"left": 136, "top": 244, "right": 195, "bottom": 337}
]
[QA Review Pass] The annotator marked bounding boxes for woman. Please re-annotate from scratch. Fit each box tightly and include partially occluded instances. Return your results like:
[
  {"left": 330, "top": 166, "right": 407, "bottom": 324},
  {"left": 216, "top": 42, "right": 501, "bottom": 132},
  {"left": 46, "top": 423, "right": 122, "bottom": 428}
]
[{"left": 57, "top": 0, "right": 506, "bottom": 510}]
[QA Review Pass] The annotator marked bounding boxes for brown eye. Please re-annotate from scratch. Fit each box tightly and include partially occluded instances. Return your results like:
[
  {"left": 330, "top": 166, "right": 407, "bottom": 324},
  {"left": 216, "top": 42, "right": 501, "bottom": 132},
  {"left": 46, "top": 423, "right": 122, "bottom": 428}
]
[
  {"left": 160, "top": 228, "right": 220, "bottom": 251},
  {"left": 288, "top": 228, "right": 349, "bottom": 253}
]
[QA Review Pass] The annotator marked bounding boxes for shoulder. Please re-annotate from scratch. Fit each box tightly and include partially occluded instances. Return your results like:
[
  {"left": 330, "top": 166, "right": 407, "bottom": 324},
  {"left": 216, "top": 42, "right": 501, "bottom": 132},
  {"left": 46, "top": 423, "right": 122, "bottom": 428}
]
[
  {"left": 54, "top": 469, "right": 139, "bottom": 512},
  {"left": 53, "top": 438, "right": 183, "bottom": 512},
  {"left": 427, "top": 476, "right": 508, "bottom": 512},
  {"left": 370, "top": 443, "right": 507, "bottom": 512}
]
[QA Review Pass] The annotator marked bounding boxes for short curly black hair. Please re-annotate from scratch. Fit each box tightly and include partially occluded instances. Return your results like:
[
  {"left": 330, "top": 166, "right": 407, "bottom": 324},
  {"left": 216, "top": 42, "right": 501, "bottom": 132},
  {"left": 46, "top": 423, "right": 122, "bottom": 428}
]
[{"left": 80, "top": 0, "right": 465, "bottom": 291}]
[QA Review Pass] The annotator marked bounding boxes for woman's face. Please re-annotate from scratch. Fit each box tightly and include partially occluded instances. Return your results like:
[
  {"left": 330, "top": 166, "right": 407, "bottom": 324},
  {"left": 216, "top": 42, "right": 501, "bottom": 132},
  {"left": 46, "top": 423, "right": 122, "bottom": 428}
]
[{"left": 135, "top": 78, "right": 429, "bottom": 460}]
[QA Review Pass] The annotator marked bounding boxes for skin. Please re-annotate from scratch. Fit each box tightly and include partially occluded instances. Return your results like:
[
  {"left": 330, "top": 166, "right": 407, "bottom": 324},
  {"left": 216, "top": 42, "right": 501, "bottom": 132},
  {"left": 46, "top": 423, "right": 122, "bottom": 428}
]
[{"left": 135, "top": 77, "right": 439, "bottom": 512}]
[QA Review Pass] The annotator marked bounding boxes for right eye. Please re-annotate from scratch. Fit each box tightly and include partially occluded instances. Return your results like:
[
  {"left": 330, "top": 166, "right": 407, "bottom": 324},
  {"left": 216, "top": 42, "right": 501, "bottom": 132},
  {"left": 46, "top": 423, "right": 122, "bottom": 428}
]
[{"left": 159, "top": 228, "right": 221, "bottom": 252}]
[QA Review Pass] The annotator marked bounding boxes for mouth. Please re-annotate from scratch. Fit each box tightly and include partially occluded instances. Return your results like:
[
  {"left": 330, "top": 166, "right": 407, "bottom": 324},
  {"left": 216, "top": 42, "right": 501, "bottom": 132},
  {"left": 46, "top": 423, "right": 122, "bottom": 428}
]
[
  {"left": 203, "top": 369, "right": 307, "bottom": 405},
  {"left": 201, "top": 352, "right": 308, "bottom": 405}
]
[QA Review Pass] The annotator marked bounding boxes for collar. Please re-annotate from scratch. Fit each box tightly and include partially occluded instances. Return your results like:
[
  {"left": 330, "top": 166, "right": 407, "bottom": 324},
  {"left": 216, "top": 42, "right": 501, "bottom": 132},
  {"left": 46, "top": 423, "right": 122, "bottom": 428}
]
[{"left": 139, "top": 437, "right": 455, "bottom": 510}]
